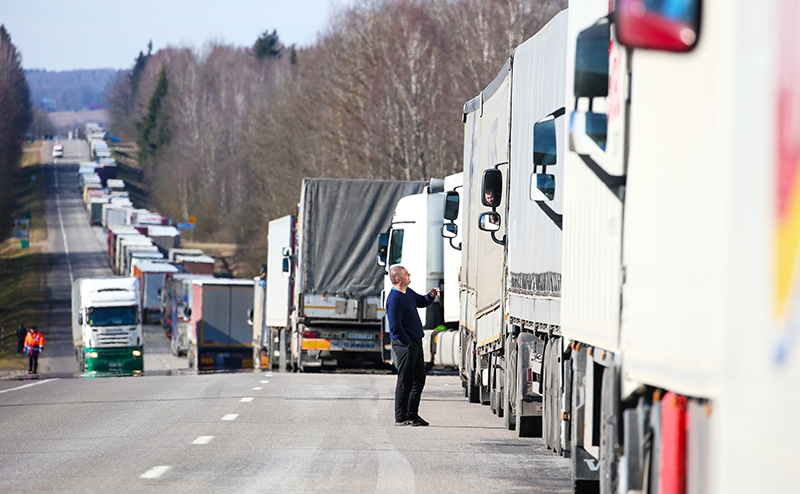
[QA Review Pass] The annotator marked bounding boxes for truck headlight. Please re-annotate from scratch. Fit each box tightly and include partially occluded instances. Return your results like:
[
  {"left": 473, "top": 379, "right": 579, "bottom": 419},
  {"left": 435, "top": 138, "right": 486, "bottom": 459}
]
[
  {"left": 87, "top": 352, "right": 99, "bottom": 359},
  {"left": 132, "top": 350, "right": 142, "bottom": 357}
]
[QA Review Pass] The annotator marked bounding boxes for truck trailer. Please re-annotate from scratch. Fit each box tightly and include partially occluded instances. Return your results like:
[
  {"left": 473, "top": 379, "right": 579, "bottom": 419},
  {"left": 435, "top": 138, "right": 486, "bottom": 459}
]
[
  {"left": 184, "top": 278, "right": 254, "bottom": 371},
  {"left": 290, "top": 178, "right": 426, "bottom": 371}
]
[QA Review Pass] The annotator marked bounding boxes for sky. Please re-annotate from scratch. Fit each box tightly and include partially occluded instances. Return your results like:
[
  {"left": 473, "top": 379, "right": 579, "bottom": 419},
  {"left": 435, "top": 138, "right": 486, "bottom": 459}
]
[{"left": 0, "top": 0, "right": 355, "bottom": 72}]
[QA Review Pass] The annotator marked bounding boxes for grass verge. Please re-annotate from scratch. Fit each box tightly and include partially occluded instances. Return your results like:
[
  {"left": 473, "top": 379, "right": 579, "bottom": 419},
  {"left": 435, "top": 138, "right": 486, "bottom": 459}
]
[{"left": 0, "top": 147, "right": 47, "bottom": 369}]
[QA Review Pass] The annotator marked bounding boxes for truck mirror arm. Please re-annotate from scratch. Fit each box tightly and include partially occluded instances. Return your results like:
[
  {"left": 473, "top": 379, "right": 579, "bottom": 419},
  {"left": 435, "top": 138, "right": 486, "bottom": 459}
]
[
  {"left": 576, "top": 154, "right": 626, "bottom": 201},
  {"left": 490, "top": 231, "right": 506, "bottom": 246},
  {"left": 448, "top": 238, "right": 462, "bottom": 251},
  {"left": 534, "top": 201, "right": 563, "bottom": 230}
]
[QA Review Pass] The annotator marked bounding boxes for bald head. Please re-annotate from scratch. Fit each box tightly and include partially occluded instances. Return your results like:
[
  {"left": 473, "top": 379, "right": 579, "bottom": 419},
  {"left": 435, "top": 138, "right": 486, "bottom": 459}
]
[{"left": 389, "top": 265, "right": 408, "bottom": 288}]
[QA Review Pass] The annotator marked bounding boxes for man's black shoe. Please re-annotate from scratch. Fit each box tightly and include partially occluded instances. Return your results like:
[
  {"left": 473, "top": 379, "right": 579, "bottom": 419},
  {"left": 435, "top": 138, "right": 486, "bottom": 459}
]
[
  {"left": 395, "top": 420, "right": 411, "bottom": 426},
  {"left": 409, "top": 416, "right": 429, "bottom": 427}
]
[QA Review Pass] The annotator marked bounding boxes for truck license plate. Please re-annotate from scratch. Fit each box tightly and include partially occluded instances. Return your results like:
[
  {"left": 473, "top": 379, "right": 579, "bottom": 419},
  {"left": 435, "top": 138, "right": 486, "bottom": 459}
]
[{"left": 347, "top": 333, "right": 373, "bottom": 340}]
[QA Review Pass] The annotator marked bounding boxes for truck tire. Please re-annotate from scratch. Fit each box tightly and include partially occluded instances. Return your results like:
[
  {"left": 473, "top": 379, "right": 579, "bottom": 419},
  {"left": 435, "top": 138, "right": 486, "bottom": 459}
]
[
  {"left": 544, "top": 338, "right": 563, "bottom": 455},
  {"left": 467, "top": 369, "right": 480, "bottom": 404},
  {"left": 599, "top": 366, "right": 619, "bottom": 494},
  {"left": 504, "top": 336, "right": 517, "bottom": 430}
]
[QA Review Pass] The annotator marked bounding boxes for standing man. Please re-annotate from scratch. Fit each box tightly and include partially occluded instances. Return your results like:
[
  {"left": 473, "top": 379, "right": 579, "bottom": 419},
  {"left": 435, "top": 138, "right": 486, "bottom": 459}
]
[
  {"left": 16, "top": 323, "right": 26, "bottom": 355},
  {"left": 386, "top": 265, "right": 440, "bottom": 427},
  {"left": 23, "top": 326, "right": 44, "bottom": 374}
]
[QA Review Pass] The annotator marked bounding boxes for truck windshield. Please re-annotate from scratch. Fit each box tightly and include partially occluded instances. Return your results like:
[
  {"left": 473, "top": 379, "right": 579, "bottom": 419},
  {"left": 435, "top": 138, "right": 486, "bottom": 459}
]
[{"left": 87, "top": 306, "right": 138, "bottom": 326}]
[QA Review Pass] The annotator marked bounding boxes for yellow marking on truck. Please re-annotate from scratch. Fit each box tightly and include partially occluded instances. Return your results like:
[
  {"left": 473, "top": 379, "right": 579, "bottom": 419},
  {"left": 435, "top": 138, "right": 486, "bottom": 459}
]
[
  {"left": 478, "top": 334, "right": 501, "bottom": 347},
  {"left": 303, "top": 305, "right": 336, "bottom": 310},
  {"left": 302, "top": 338, "right": 331, "bottom": 350}
]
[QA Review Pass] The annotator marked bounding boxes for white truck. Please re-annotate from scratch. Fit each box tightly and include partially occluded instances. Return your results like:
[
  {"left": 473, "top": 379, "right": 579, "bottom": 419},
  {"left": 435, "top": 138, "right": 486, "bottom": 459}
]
[
  {"left": 252, "top": 215, "right": 296, "bottom": 370},
  {"left": 455, "top": 0, "right": 800, "bottom": 492},
  {"left": 290, "top": 178, "right": 427, "bottom": 371},
  {"left": 71, "top": 277, "right": 144, "bottom": 374},
  {"left": 377, "top": 177, "right": 461, "bottom": 370}
]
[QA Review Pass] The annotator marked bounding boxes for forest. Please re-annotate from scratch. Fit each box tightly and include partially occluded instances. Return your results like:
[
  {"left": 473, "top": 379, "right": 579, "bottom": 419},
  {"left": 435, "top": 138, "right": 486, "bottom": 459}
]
[
  {"left": 106, "top": 0, "right": 566, "bottom": 274},
  {"left": 0, "top": 25, "right": 33, "bottom": 242}
]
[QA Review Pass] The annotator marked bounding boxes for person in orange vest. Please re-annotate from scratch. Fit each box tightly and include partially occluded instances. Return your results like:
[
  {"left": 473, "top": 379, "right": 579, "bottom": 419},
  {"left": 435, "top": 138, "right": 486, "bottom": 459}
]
[{"left": 24, "top": 326, "right": 44, "bottom": 373}]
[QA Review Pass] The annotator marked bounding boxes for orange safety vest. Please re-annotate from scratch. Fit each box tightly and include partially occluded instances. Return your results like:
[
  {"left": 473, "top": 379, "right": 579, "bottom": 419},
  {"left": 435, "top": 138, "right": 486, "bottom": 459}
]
[{"left": 23, "top": 331, "right": 44, "bottom": 355}]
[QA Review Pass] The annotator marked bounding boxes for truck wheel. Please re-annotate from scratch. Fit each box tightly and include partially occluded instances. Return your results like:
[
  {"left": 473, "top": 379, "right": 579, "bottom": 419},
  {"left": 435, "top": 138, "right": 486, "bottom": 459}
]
[
  {"left": 544, "top": 338, "right": 563, "bottom": 455},
  {"left": 600, "top": 366, "right": 619, "bottom": 494},
  {"left": 504, "top": 337, "right": 517, "bottom": 430},
  {"left": 504, "top": 390, "right": 515, "bottom": 430},
  {"left": 467, "top": 369, "right": 480, "bottom": 404}
]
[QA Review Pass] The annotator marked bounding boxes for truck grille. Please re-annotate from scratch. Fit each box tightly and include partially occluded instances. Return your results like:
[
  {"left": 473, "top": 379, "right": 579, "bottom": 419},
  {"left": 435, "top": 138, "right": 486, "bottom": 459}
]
[{"left": 97, "top": 330, "right": 132, "bottom": 347}]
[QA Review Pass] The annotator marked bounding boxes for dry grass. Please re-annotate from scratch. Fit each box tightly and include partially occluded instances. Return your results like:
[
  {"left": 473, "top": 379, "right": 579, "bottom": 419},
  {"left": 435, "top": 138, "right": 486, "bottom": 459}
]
[{"left": 0, "top": 160, "right": 47, "bottom": 368}]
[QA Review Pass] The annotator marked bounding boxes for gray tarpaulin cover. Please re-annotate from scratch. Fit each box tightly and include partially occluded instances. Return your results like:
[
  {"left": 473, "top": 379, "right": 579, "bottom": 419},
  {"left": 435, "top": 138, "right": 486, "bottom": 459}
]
[{"left": 300, "top": 178, "right": 426, "bottom": 297}]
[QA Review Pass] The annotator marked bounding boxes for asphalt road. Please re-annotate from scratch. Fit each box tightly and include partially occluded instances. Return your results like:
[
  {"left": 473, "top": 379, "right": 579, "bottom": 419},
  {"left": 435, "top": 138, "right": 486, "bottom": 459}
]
[{"left": 0, "top": 140, "right": 572, "bottom": 493}]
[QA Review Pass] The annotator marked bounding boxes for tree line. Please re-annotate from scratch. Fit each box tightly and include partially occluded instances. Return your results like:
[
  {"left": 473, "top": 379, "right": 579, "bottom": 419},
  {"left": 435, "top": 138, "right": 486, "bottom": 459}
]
[
  {"left": 0, "top": 25, "right": 33, "bottom": 242},
  {"left": 107, "top": 0, "right": 565, "bottom": 274}
]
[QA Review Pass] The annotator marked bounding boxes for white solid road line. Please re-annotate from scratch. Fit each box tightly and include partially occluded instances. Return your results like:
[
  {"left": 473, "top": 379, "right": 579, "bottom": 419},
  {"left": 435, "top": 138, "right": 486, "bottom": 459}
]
[
  {"left": 240, "top": 397, "right": 254, "bottom": 402},
  {"left": 191, "top": 436, "right": 214, "bottom": 445},
  {"left": 140, "top": 466, "right": 171, "bottom": 479},
  {"left": 0, "top": 378, "right": 59, "bottom": 394},
  {"left": 253, "top": 387, "right": 263, "bottom": 390},
  {"left": 221, "top": 414, "right": 238, "bottom": 421},
  {"left": 52, "top": 167, "right": 74, "bottom": 284}
]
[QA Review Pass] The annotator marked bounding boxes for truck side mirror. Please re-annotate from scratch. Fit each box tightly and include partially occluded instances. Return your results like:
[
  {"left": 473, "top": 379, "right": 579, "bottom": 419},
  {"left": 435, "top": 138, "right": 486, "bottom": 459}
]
[
  {"left": 616, "top": 0, "right": 700, "bottom": 53},
  {"left": 481, "top": 169, "right": 503, "bottom": 208},
  {"left": 247, "top": 308, "right": 254, "bottom": 326},
  {"left": 185, "top": 308, "right": 192, "bottom": 318},
  {"left": 376, "top": 232, "right": 389, "bottom": 267},
  {"left": 533, "top": 117, "right": 557, "bottom": 169},
  {"left": 478, "top": 212, "right": 501, "bottom": 232},
  {"left": 78, "top": 314, "right": 83, "bottom": 325},
  {"left": 443, "top": 191, "right": 459, "bottom": 221},
  {"left": 281, "top": 247, "right": 291, "bottom": 257},
  {"left": 574, "top": 20, "right": 609, "bottom": 100},
  {"left": 281, "top": 258, "right": 290, "bottom": 275},
  {"left": 441, "top": 223, "right": 458, "bottom": 239},
  {"left": 530, "top": 173, "right": 556, "bottom": 201}
]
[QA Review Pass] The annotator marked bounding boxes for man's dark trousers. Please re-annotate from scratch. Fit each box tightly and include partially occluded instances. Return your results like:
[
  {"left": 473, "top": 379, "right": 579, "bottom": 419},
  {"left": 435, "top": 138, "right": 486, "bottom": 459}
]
[{"left": 393, "top": 338, "right": 426, "bottom": 422}]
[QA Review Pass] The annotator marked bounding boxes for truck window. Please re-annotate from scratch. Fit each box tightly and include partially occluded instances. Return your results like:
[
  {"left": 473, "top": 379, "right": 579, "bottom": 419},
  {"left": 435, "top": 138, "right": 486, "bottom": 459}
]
[
  {"left": 389, "top": 229, "right": 404, "bottom": 265},
  {"left": 87, "top": 306, "right": 139, "bottom": 326}
]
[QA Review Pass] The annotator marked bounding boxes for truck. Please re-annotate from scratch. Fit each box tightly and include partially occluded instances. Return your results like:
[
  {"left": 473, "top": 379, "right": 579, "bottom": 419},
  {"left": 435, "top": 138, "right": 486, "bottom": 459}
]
[
  {"left": 160, "top": 273, "right": 213, "bottom": 355},
  {"left": 184, "top": 278, "right": 255, "bottom": 371},
  {"left": 132, "top": 262, "right": 179, "bottom": 324},
  {"left": 290, "top": 178, "right": 427, "bottom": 371},
  {"left": 377, "top": 178, "right": 461, "bottom": 370},
  {"left": 252, "top": 215, "right": 296, "bottom": 370},
  {"left": 71, "top": 277, "right": 144, "bottom": 374},
  {"left": 450, "top": 1, "right": 800, "bottom": 492}
]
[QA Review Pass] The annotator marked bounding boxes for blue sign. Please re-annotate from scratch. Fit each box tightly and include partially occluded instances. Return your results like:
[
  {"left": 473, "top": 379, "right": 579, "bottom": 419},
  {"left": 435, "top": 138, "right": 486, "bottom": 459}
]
[{"left": 177, "top": 223, "right": 195, "bottom": 230}]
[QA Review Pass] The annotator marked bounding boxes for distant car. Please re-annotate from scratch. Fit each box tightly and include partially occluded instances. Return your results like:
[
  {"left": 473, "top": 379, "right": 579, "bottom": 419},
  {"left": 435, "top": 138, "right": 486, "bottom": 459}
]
[{"left": 52, "top": 143, "right": 64, "bottom": 158}]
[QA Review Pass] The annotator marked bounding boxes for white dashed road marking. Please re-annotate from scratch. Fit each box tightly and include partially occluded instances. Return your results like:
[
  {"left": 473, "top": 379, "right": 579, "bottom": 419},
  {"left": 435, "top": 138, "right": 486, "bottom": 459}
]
[
  {"left": 240, "top": 397, "right": 254, "bottom": 402},
  {"left": 191, "top": 436, "right": 214, "bottom": 445},
  {"left": 221, "top": 414, "right": 238, "bottom": 421},
  {"left": 260, "top": 380, "right": 269, "bottom": 384},
  {"left": 140, "top": 466, "right": 171, "bottom": 479},
  {"left": 253, "top": 387, "right": 263, "bottom": 390}
]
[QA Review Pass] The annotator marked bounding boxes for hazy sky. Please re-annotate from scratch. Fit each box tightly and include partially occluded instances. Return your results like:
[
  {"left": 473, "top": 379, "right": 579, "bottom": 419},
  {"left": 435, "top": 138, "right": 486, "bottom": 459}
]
[{"left": 1, "top": 0, "right": 355, "bottom": 72}]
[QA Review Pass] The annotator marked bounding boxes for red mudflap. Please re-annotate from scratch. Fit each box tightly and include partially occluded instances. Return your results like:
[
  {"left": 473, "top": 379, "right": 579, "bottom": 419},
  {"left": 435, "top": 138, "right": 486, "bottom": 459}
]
[{"left": 660, "top": 392, "right": 688, "bottom": 494}]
